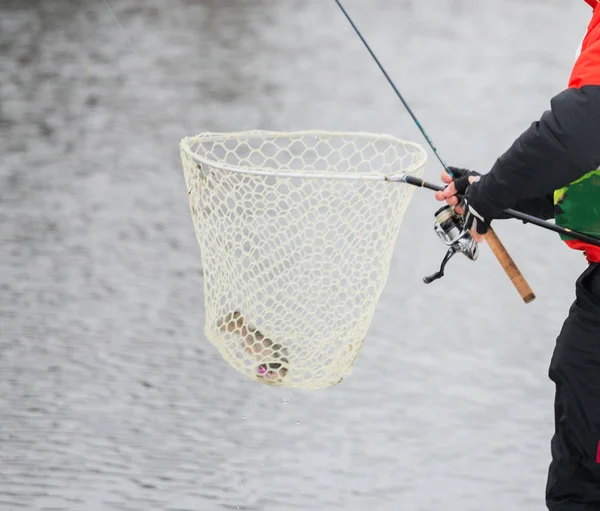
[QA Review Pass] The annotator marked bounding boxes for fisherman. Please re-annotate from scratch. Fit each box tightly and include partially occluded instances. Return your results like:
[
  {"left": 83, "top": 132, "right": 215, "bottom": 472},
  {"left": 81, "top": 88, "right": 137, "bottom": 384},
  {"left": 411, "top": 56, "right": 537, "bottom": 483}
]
[{"left": 436, "top": 1, "right": 600, "bottom": 508}]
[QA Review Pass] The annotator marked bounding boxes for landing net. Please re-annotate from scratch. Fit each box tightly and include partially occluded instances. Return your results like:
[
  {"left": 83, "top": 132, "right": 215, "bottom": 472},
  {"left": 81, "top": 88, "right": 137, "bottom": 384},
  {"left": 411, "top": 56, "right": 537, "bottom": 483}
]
[{"left": 180, "top": 130, "right": 427, "bottom": 389}]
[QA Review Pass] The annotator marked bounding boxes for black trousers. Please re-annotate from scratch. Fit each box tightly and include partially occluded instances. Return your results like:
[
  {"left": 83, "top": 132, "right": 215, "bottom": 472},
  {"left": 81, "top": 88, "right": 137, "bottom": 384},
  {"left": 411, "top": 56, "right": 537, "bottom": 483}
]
[{"left": 546, "top": 262, "right": 600, "bottom": 510}]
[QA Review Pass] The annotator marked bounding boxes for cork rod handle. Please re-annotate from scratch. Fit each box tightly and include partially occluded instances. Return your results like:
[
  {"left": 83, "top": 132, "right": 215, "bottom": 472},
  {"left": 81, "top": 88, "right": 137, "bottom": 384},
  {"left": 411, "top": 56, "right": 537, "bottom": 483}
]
[{"left": 485, "top": 228, "right": 535, "bottom": 304}]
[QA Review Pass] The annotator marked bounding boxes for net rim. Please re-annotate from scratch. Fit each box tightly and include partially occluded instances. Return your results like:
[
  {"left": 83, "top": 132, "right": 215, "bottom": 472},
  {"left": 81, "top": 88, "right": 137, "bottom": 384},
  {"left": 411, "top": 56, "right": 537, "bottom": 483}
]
[{"left": 180, "top": 129, "right": 428, "bottom": 181}]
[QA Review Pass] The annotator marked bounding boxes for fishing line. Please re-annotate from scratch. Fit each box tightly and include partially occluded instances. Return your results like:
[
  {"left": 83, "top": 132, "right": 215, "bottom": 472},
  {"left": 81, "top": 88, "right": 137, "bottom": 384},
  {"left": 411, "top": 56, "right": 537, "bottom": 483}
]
[{"left": 101, "top": 0, "right": 140, "bottom": 56}]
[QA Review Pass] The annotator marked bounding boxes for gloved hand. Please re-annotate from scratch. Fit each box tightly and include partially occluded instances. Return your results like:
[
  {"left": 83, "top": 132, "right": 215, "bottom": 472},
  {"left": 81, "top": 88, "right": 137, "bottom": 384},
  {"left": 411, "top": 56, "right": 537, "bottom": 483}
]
[
  {"left": 436, "top": 165, "right": 557, "bottom": 238},
  {"left": 434, "top": 166, "right": 491, "bottom": 242}
]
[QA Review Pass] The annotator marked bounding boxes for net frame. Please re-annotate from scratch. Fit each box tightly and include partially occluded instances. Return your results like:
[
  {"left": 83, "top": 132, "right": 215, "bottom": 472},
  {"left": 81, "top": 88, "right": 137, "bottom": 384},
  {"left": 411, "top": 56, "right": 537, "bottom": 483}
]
[{"left": 180, "top": 130, "right": 427, "bottom": 389}]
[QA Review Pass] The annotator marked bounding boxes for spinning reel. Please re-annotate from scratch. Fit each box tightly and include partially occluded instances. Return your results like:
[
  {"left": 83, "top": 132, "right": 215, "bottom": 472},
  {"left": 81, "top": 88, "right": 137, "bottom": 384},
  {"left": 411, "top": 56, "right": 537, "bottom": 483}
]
[{"left": 423, "top": 204, "right": 479, "bottom": 284}]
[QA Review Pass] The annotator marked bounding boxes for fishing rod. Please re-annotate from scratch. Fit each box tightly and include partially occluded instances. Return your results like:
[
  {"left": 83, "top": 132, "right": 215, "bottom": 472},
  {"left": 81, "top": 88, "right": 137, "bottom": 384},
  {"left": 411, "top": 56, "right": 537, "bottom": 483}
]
[
  {"left": 333, "top": 0, "right": 535, "bottom": 302},
  {"left": 334, "top": 0, "right": 600, "bottom": 302}
]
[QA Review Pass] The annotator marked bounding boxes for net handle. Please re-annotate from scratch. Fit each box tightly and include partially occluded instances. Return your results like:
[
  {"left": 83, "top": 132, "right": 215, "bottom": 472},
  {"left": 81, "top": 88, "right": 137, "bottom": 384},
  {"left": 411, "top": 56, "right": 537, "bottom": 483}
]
[{"left": 485, "top": 228, "right": 536, "bottom": 304}]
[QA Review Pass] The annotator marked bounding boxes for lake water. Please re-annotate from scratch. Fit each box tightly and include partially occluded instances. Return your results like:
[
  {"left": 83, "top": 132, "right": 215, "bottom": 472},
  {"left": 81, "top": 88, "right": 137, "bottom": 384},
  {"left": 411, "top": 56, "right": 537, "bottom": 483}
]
[{"left": 0, "top": 0, "right": 593, "bottom": 509}]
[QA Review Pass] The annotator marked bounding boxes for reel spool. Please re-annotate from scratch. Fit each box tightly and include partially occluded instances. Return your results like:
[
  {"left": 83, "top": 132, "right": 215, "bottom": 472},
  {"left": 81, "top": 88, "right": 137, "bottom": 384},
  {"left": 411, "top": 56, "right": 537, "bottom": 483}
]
[{"left": 424, "top": 205, "right": 479, "bottom": 283}]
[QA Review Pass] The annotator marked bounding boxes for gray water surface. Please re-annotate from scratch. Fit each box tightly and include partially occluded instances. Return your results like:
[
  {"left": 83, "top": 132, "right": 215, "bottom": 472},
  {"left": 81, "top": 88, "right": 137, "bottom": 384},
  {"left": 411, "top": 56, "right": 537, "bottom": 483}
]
[{"left": 0, "top": 1, "right": 593, "bottom": 510}]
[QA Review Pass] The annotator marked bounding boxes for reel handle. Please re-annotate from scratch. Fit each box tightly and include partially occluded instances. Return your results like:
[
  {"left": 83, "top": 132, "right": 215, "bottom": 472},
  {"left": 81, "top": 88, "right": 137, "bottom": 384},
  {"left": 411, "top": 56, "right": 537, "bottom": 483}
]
[{"left": 485, "top": 228, "right": 535, "bottom": 304}]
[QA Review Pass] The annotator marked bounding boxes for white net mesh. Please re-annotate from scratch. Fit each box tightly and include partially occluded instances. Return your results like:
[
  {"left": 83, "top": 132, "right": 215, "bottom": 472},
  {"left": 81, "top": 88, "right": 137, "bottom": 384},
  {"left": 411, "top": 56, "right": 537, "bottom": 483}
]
[{"left": 180, "top": 130, "right": 427, "bottom": 389}]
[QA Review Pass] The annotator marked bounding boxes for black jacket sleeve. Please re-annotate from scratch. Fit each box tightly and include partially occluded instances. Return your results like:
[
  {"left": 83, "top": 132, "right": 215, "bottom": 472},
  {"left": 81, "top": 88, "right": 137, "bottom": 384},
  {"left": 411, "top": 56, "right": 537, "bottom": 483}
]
[
  {"left": 467, "top": 85, "right": 600, "bottom": 220},
  {"left": 510, "top": 194, "right": 555, "bottom": 220}
]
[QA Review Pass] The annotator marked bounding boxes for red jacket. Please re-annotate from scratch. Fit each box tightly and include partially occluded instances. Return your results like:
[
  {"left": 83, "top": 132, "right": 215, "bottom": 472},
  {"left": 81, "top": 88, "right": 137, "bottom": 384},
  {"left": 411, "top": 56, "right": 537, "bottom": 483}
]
[{"left": 572, "top": 1, "right": 600, "bottom": 90}]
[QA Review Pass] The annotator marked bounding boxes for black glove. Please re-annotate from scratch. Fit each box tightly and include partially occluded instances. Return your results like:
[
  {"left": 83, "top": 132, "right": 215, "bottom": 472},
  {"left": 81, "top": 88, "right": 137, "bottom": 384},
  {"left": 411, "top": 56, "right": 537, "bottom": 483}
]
[
  {"left": 446, "top": 166, "right": 491, "bottom": 236},
  {"left": 448, "top": 166, "right": 556, "bottom": 222},
  {"left": 447, "top": 166, "right": 480, "bottom": 194}
]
